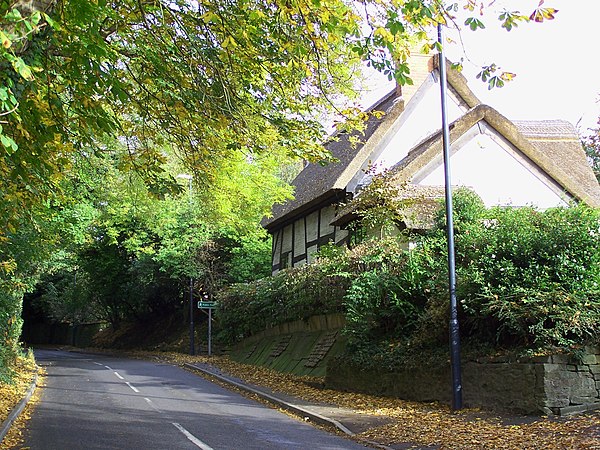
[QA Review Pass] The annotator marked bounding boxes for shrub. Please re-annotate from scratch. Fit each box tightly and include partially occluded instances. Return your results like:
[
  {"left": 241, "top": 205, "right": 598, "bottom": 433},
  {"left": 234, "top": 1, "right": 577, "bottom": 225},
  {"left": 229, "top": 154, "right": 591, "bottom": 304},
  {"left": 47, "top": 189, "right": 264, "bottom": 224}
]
[
  {"left": 218, "top": 190, "right": 600, "bottom": 367},
  {"left": 452, "top": 203, "right": 600, "bottom": 348},
  {"left": 216, "top": 251, "right": 351, "bottom": 344},
  {"left": 0, "top": 285, "right": 25, "bottom": 382}
]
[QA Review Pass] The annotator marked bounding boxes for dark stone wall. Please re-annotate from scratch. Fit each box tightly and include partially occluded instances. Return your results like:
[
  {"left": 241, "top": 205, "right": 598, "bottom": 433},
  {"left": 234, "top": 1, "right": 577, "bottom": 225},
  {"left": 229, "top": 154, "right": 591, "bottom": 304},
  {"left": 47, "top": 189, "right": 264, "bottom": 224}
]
[
  {"left": 326, "top": 347, "right": 600, "bottom": 416},
  {"left": 22, "top": 322, "right": 106, "bottom": 348}
]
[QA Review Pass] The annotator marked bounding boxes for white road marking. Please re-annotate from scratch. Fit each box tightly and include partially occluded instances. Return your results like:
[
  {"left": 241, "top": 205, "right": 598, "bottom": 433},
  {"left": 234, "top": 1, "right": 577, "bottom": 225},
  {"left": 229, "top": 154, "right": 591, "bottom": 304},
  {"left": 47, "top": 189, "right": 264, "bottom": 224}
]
[
  {"left": 104, "top": 365, "right": 113, "bottom": 370},
  {"left": 144, "top": 397, "right": 162, "bottom": 413},
  {"left": 93, "top": 362, "right": 103, "bottom": 366},
  {"left": 172, "top": 423, "right": 214, "bottom": 450},
  {"left": 114, "top": 371, "right": 124, "bottom": 380},
  {"left": 125, "top": 382, "right": 140, "bottom": 393}
]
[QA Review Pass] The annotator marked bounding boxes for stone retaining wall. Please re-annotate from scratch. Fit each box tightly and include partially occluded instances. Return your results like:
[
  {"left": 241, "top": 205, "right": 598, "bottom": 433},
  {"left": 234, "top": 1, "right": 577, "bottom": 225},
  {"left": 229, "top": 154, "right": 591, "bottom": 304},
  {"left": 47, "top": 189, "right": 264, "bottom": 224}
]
[
  {"left": 241, "top": 313, "right": 345, "bottom": 343},
  {"left": 326, "top": 347, "right": 600, "bottom": 415},
  {"left": 22, "top": 322, "right": 106, "bottom": 347},
  {"left": 228, "top": 314, "right": 347, "bottom": 377}
]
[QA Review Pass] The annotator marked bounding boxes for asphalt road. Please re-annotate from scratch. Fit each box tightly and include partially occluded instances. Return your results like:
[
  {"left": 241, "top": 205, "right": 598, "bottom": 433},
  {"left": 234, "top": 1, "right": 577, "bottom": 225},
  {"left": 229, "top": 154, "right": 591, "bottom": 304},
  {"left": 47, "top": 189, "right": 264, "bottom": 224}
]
[{"left": 19, "top": 349, "right": 370, "bottom": 450}]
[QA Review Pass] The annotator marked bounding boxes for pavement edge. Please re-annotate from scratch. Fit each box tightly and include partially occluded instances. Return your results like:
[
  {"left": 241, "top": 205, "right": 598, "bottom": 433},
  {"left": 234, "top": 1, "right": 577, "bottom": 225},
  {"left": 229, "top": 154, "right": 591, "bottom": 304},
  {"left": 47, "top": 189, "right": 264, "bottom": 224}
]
[
  {"left": 183, "top": 363, "right": 392, "bottom": 450},
  {"left": 184, "top": 362, "right": 354, "bottom": 434},
  {"left": 0, "top": 370, "right": 38, "bottom": 444}
]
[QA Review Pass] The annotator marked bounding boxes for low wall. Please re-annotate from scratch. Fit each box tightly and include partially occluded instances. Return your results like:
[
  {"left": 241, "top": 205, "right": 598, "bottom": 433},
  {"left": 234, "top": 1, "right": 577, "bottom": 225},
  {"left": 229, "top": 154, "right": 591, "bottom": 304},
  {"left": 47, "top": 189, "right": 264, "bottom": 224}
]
[
  {"left": 22, "top": 322, "right": 106, "bottom": 348},
  {"left": 326, "top": 347, "right": 600, "bottom": 416},
  {"left": 228, "top": 314, "right": 346, "bottom": 377},
  {"left": 241, "top": 313, "right": 346, "bottom": 343}
]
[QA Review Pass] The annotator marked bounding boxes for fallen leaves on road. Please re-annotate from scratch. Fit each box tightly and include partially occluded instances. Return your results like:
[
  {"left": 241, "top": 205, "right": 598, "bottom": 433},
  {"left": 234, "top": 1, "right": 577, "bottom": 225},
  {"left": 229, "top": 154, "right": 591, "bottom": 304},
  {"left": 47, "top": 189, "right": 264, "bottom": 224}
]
[
  {"left": 357, "top": 403, "right": 600, "bottom": 449},
  {"left": 1, "top": 376, "right": 45, "bottom": 450},
  {"left": 145, "top": 351, "right": 600, "bottom": 450},
  {"left": 0, "top": 355, "right": 43, "bottom": 449},
  {"left": 82, "top": 349, "right": 600, "bottom": 449},
  {"left": 0, "top": 355, "right": 36, "bottom": 423}
]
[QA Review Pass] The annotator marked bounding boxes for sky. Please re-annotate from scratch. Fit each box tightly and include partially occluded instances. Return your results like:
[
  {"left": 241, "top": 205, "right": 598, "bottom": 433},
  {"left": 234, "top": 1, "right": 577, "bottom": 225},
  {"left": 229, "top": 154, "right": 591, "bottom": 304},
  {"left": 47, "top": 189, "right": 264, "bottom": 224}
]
[{"left": 360, "top": 0, "right": 600, "bottom": 135}]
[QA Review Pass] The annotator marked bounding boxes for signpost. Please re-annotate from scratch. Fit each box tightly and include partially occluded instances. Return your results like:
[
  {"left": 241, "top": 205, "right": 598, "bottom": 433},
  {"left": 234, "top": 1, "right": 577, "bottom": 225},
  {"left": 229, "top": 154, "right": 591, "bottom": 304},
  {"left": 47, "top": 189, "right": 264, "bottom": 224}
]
[
  {"left": 198, "top": 301, "right": 216, "bottom": 309},
  {"left": 198, "top": 300, "right": 216, "bottom": 356}
]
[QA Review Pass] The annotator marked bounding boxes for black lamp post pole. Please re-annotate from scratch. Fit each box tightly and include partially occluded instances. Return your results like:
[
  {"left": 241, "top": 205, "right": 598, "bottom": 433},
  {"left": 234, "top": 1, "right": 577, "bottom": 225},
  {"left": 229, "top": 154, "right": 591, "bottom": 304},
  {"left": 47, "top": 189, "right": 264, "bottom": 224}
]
[{"left": 438, "top": 22, "right": 463, "bottom": 411}]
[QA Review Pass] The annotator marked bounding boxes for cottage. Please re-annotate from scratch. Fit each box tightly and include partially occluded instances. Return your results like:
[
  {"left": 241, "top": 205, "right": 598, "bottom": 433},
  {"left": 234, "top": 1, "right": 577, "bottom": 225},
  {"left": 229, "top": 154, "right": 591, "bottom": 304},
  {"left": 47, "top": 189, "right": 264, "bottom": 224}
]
[{"left": 263, "top": 55, "right": 600, "bottom": 274}]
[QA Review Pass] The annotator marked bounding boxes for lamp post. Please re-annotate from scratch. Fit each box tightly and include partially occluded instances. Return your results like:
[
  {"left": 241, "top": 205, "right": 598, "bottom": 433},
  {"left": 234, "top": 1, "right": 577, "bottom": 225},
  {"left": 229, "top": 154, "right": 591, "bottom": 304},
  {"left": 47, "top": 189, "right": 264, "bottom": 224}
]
[
  {"left": 438, "top": 23, "right": 463, "bottom": 410},
  {"left": 177, "top": 173, "right": 195, "bottom": 356}
]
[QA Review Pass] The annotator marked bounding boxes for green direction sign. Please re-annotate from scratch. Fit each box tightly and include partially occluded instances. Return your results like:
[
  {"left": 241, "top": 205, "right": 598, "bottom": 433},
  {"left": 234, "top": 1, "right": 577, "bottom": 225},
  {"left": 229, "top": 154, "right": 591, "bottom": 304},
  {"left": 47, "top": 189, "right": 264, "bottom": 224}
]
[{"left": 198, "top": 301, "right": 216, "bottom": 309}]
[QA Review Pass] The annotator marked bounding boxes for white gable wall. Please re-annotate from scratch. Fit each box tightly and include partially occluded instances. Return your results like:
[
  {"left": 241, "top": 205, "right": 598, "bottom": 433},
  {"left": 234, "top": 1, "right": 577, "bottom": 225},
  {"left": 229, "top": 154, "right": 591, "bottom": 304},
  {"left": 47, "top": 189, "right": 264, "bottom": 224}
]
[
  {"left": 415, "top": 124, "right": 571, "bottom": 208},
  {"left": 351, "top": 73, "right": 468, "bottom": 194}
]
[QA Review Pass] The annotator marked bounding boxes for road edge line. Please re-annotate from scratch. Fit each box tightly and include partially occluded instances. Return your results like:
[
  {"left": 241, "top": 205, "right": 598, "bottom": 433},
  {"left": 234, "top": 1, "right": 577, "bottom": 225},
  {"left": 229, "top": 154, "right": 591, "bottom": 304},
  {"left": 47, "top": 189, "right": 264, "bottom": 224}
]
[{"left": 0, "top": 370, "right": 39, "bottom": 443}]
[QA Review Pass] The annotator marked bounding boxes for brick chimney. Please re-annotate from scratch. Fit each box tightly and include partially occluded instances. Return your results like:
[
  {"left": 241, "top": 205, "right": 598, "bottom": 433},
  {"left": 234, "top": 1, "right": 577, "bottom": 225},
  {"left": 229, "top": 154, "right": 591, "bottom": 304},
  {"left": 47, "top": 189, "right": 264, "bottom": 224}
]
[{"left": 395, "top": 50, "right": 436, "bottom": 105}]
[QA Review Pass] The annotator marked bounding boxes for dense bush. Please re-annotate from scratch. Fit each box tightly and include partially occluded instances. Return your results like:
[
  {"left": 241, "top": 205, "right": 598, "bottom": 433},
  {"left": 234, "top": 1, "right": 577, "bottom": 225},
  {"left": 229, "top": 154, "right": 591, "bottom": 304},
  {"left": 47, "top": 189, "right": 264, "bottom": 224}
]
[
  {"left": 218, "top": 191, "right": 600, "bottom": 368},
  {"left": 216, "top": 250, "right": 351, "bottom": 343},
  {"left": 0, "top": 286, "right": 24, "bottom": 382},
  {"left": 452, "top": 201, "right": 600, "bottom": 349},
  {"left": 342, "top": 238, "right": 442, "bottom": 346}
]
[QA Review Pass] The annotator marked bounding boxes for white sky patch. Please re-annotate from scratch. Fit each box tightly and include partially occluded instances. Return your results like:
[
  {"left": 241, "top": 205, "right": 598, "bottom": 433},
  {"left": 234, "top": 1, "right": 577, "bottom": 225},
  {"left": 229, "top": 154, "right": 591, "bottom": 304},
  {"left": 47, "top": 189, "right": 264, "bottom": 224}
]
[
  {"left": 447, "top": 0, "right": 600, "bottom": 133},
  {"left": 358, "top": 0, "right": 600, "bottom": 134}
]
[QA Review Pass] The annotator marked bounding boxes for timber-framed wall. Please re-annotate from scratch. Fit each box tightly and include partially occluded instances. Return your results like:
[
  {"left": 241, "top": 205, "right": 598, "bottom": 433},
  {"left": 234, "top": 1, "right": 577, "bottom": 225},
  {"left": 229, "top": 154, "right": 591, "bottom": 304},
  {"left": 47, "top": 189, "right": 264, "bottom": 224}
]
[{"left": 271, "top": 204, "right": 349, "bottom": 273}]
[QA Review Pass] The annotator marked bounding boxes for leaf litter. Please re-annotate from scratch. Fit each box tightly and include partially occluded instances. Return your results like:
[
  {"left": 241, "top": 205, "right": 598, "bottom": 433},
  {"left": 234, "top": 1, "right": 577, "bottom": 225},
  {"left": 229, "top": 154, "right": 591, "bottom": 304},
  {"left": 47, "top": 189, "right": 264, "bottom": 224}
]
[
  {"left": 4, "top": 348, "right": 599, "bottom": 449},
  {"left": 0, "top": 355, "right": 44, "bottom": 449},
  {"left": 131, "top": 350, "right": 600, "bottom": 449}
]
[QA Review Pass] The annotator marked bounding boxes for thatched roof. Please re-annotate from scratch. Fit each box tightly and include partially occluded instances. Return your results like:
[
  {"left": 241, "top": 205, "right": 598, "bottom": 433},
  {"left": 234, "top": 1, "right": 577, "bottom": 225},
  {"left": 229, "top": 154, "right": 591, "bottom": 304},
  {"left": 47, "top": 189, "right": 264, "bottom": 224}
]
[
  {"left": 264, "top": 58, "right": 600, "bottom": 233},
  {"left": 388, "top": 105, "right": 600, "bottom": 208},
  {"left": 263, "top": 60, "right": 481, "bottom": 231},
  {"left": 331, "top": 107, "right": 600, "bottom": 228},
  {"left": 263, "top": 90, "right": 403, "bottom": 230},
  {"left": 514, "top": 120, "right": 600, "bottom": 207}
]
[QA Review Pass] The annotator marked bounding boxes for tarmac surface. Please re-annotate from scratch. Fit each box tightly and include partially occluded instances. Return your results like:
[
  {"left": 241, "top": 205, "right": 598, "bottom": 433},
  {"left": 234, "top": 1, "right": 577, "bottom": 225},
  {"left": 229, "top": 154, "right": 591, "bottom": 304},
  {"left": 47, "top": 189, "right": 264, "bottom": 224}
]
[
  {"left": 183, "top": 361, "right": 403, "bottom": 449},
  {"left": 5, "top": 349, "right": 600, "bottom": 449},
  {"left": 2, "top": 351, "right": 409, "bottom": 449}
]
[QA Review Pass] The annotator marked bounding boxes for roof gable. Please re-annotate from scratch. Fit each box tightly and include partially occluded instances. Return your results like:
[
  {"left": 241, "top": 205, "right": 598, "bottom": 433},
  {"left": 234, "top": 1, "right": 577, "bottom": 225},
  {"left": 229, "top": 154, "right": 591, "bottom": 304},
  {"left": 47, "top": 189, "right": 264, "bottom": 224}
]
[
  {"left": 350, "top": 72, "right": 472, "bottom": 192},
  {"left": 264, "top": 59, "right": 482, "bottom": 230},
  {"left": 391, "top": 105, "right": 600, "bottom": 208},
  {"left": 416, "top": 125, "right": 570, "bottom": 208},
  {"left": 263, "top": 90, "right": 402, "bottom": 230}
]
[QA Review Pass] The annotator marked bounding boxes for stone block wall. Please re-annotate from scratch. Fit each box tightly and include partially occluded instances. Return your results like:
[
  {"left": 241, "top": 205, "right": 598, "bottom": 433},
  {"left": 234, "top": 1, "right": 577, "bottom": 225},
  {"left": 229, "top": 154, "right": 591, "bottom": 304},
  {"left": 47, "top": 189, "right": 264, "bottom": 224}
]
[
  {"left": 533, "top": 350, "right": 600, "bottom": 415},
  {"left": 326, "top": 347, "right": 600, "bottom": 416},
  {"left": 240, "top": 313, "right": 346, "bottom": 343}
]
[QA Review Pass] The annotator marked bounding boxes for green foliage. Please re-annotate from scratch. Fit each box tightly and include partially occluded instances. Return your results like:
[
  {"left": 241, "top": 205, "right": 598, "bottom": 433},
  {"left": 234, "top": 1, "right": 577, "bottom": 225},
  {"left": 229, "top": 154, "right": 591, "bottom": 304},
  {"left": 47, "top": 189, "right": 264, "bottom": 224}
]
[
  {"left": 452, "top": 204, "right": 600, "bottom": 348},
  {"left": 0, "top": 0, "right": 561, "bottom": 379},
  {"left": 0, "top": 286, "right": 24, "bottom": 382},
  {"left": 0, "top": 206, "right": 59, "bottom": 379},
  {"left": 464, "top": 17, "right": 485, "bottom": 31},
  {"left": 217, "top": 252, "right": 352, "bottom": 343},
  {"left": 434, "top": 187, "right": 485, "bottom": 232},
  {"left": 22, "top": 141, "right": 283, "bottom": 328},
  {"left": 222, "top": 190, "right": 600, "bottom": 369},
  {"left": 226, "top": 235, "right": 272, "bottom": 284},
  {"left": 348, "top": 169, "right": 404, "bottom": 239},
  {"left": 0, "top": 1, "right": 560, "bottom": 240},
  {"left": 498, "top": 10, "right": 529, "bottom": 32},
  {"left": 0, "top": 0, "right": 360, "bottom": 242},
  {"left": 476, "top": 63, "right": 516, "bottom": 90}
]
